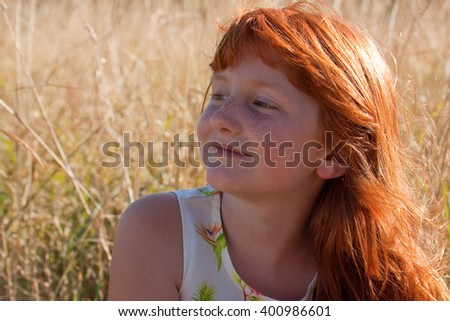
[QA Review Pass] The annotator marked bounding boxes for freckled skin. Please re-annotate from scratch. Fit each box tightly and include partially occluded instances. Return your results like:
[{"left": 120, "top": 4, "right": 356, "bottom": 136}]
[
  {"left": 197, "top": 54, "right": 324, "bottom": 199},
  {"left": 208, "top": 96, "right": 245, "bottom": 133}
]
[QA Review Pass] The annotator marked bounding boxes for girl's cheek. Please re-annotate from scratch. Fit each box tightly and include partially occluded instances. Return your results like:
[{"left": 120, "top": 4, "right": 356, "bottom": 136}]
[{"left": 247, "top": 113, "right": 277, "bottom": 139}]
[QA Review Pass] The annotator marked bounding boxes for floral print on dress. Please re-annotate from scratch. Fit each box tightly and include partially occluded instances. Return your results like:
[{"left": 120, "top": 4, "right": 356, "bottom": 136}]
[
  {"left": 192, "top": 282, "right": 217, "bottom": 301},
  {"left": 232, "top": 271, "right": 265, "bottom": 301},
  {"left": 197, "top": 187, "right": 221, "bottom": 197},
  {"left": 195, "top": 222, "right": 227, "bottom": 271}
]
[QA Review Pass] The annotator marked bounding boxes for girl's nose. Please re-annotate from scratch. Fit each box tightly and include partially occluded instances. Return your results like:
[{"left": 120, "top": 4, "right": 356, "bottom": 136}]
[{"left": 209, "top": 96, "right": 243, "bottom": 136}]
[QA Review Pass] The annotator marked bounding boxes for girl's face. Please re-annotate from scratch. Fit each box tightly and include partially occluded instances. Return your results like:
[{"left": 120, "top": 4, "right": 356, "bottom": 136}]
[{"left": 197, "top": 54, "right": 325, "bottom": 197}]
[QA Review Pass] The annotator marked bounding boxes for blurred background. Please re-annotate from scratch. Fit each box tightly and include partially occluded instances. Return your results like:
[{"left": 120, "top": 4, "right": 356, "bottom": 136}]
[{"left": 0, "top": 0, "right": 448, "bottom": 300}]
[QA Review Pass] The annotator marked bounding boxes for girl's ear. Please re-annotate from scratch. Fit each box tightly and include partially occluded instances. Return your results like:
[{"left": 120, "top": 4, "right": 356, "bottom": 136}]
[{"left": 315, "top": 159, "right": 347, "bottom": 180}]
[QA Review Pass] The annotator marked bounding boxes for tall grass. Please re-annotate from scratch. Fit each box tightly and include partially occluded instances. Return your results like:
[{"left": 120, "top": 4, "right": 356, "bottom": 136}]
[{"left": 0, "top": 0, "right": 448, "bottom": 300}]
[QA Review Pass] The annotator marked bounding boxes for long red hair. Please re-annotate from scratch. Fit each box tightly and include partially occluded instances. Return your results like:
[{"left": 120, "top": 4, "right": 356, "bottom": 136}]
[{"left": 209, "top": 2, "right": 449, "bottom": 300}]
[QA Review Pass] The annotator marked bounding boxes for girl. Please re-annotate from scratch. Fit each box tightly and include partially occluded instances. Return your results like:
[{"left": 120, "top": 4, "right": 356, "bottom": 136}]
[{"left": 108, "top": 2, "right": 450, "bottom": 300}]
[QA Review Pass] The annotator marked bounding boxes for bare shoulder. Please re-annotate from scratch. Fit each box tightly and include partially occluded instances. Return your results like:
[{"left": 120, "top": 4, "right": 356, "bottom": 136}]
[{"left": 108, "top": 192, "right": 182, "bottom": 300}]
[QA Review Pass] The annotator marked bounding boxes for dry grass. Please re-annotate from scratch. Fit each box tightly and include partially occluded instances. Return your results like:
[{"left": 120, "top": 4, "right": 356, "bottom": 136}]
[{"left": 0, "top": 0, "right": 448, "bottom": 300}]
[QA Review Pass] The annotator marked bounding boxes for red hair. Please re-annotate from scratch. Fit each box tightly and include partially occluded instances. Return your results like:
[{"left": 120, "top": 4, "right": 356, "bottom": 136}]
[{"left": 209, "top": 2, "right": 449, "bottom": 300}]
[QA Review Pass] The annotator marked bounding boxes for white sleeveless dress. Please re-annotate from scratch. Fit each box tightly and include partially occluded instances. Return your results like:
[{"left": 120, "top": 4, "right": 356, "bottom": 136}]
[{"left": 173, "top": 185, "right": 315, "bottom": 301}]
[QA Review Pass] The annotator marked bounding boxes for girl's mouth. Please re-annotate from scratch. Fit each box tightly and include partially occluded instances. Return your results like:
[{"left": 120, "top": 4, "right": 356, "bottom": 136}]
[{"left": 206, "top": 142, "right": 250, "bottom": 158}]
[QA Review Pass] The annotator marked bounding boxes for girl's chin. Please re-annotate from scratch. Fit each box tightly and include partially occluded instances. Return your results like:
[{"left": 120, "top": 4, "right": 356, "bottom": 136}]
[{"left": 205, "top": 168, "right": 249, "bottom": 191}]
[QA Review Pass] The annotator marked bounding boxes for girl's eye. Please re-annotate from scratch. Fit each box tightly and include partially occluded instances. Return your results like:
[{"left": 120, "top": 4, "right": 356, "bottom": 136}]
[
  {"left": 253, "top": 99, "right": 278, "bottom": 110},
  {"left": 210, "top": 93, "right": 228, "bottom": 102}
]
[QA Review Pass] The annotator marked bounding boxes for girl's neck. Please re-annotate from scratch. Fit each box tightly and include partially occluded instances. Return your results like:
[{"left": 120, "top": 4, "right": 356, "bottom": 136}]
[
  {"left": 219, "top": 190, "right": 318, "bottom": 299},
  {"left": 220, "top": 190, "right": 315, "bottom": 264}
]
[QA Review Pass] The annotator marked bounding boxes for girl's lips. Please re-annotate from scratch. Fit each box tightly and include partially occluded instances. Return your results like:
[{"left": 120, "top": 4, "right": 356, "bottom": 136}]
[{"left": 207, "top": 142, "right": 249, "bottom": 158}]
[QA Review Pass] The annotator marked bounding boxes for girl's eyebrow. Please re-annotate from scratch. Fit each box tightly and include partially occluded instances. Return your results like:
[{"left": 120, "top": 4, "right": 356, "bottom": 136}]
[
  {"left": 211, "top": 73, "right": 229, "bottom": 83},
  {"left": 212, "top": 73, "right": 288, "bottom": 93},
  {"left": 250, "top": 79, "right": 288, "bottom": 92}
]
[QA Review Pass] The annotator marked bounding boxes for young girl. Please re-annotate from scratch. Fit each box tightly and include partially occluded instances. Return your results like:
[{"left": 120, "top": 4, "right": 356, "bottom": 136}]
[{"left": 108, "top": 2, "right": 450, "bottom": 300}]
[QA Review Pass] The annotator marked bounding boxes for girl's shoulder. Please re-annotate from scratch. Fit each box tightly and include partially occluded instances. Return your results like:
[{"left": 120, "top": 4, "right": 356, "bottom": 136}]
[
  {"left": 108, "top": 192, "right": 183, "bottom": 300},
  {"left": 121, "top": 192, "right": 181, "bottom": 231}
]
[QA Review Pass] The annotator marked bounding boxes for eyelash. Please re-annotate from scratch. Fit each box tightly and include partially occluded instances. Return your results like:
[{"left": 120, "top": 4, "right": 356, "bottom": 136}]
[
  {"left": 253, "top": 99, "right": 277, "bottom": 110},
  {"left": 210, "top": 93, "right": 228, "bottom": 102}
]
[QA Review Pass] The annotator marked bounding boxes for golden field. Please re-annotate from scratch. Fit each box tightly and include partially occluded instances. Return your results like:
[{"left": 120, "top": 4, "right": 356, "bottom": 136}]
[{"left": 0, "top": 0, "right": 449, "bottom": 300}]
